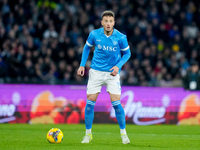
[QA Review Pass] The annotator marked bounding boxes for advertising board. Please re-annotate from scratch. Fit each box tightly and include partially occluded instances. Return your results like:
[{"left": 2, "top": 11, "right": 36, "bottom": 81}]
[{"left": 0, "top": 84, "right": 199, "bottom": 125}]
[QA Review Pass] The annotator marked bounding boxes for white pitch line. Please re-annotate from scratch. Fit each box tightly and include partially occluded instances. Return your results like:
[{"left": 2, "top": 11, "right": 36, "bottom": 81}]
[{"left": 70, "top": 131, "right": 200, "bottom": 137}]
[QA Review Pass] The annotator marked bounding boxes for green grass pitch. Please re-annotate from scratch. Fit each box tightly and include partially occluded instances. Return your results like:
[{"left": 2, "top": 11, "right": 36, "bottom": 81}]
[{"left": 1, "top": 124, "right": 200, "bottom": 150}]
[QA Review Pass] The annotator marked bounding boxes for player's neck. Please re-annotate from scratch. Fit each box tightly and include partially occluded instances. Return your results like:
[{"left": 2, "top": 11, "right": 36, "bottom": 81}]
[{"left": 104, "top": 28, "right": 113, "bottom": 36}]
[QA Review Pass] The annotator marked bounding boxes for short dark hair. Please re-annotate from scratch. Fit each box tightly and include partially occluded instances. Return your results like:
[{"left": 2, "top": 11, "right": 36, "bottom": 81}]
[{"left": 101, "top": 10, "right": 115, "bottom": 19}]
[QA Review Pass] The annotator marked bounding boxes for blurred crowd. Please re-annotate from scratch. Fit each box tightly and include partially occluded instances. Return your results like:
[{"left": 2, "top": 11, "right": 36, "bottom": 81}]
[{"left": 0, "top": 0, "right": 200, "bottom": 87}]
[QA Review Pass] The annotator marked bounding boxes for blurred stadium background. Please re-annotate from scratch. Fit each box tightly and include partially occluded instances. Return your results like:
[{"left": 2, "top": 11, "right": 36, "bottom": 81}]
[{"left": 0, "top": 0, "right": 200, "bottom": 125}]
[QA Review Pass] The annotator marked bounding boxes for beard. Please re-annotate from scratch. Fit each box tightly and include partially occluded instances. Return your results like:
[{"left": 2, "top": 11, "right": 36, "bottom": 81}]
[{"left": 104, "top": 27, "right": 113, "bottom": 35}]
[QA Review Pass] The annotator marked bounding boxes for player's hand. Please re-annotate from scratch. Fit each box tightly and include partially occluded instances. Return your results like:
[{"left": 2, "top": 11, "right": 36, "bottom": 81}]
[
  {"left": 110, "top": 66, "right": 119, "bottom": 76},
  {"left": 77, "top": 66, "right": 85, "bottom": 76}
]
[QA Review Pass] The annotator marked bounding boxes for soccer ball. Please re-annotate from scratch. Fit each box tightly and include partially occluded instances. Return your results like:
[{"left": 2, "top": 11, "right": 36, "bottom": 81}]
[{"left": 47, "top": 128, "right": 64, "bottom": 143}]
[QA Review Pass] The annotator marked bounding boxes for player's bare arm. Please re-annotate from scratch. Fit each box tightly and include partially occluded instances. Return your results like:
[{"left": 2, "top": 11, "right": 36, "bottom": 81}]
[
  {"left": 77, "top": 66, "right": 85, "bottom": 76},
  {"left": 110, "top": 66, "right": 119, "bottom": 76}
]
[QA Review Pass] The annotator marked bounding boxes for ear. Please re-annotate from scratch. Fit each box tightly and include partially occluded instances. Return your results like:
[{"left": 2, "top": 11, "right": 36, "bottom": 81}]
[{"left": 101, "top": 20, "right": 103, "bottom": 26}]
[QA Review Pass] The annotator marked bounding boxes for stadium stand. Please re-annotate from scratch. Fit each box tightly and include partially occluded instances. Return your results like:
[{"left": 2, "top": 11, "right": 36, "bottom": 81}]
[{"left": 0, "top": 0, "right": 199, "bottom": 86}]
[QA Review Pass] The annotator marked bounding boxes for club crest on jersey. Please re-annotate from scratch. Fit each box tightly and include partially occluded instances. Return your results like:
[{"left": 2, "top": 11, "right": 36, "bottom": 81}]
[
  {"left": 97, "top": 44, "right": 102, "bottom": 49},
  {"left": 113, "top": 41, "right": 117, "bottom": 45}
]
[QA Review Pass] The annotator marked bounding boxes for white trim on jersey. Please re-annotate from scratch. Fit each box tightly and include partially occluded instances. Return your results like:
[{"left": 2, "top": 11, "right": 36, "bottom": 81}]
[
  {"left": 121, "top": 46, "right": 130, "bottom": 51},
  {"left": 86, "top": 41, "right": 93, "bottom": 47}
]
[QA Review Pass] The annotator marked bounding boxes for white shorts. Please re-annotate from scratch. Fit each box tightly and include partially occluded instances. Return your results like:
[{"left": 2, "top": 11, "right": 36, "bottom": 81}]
[{"left": 87, "top": 69, "right": 121, "bottom": 95}]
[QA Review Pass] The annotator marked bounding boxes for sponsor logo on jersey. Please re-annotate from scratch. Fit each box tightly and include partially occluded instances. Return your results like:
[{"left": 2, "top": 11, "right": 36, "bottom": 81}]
[
  {"left": 103, "top": 46, "right": 117, "bottom": 51},
  {"left": 97, "top": 45, "right": 117, "bottom": 51}
]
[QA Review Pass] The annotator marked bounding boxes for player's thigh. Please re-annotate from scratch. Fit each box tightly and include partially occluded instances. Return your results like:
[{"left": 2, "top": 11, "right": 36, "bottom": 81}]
[
  {"left": 87, "top": 93, "right": 99, "bottom": 102},
  {"left": 106, "top": 74, "right": 121, "bottom": 96},
  {"left": 109, "top": 92, "right": 121, "bottom": 102},
  {"left": 87, "top": 69, "right": 104, "bottom": 95}
]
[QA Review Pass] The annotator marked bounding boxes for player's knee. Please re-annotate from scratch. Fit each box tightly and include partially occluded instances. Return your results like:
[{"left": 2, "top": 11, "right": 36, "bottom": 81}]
[
  {"left": 109, "top": 93, "right": 121, "bottom": 102},
  {"left": 87, "top": 94, "right": 98, "bottom": 102}
]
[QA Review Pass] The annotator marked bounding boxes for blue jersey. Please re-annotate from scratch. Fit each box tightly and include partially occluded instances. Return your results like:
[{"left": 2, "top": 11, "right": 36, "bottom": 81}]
[{"left": 80, "top": 27, "right": 130, "bottom": 72}]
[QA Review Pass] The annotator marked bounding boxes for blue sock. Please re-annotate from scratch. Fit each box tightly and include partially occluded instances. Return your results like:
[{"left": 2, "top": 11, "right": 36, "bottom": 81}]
[
  {"left": 85, "top": 99, "right": 96, "bottom": 129},
  {"left": 112, "top": 101, "right": 126, "bottom": 129}
]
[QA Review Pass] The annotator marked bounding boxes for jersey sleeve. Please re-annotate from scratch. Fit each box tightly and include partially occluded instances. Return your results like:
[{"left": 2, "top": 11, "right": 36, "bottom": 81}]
[
  {"left": 115, "top": 35, "right": 131, "bottom": 69},
  {"left": 119, "top": 35, "right": 130, "bottom": 51},
  {"left": 79, "top": 31, "right": 95, "bottom": 67},
  {"left": 80, "top": 44, "right": 91, "bottom": 67},
  {"left": 86, "top": 31, "right": 95, "bottom": 47}
]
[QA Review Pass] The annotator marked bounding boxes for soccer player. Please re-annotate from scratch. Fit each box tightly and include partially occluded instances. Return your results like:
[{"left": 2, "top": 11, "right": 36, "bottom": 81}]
[{"left": 77, "top": 10, "right": 131, "bottom": 144}]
